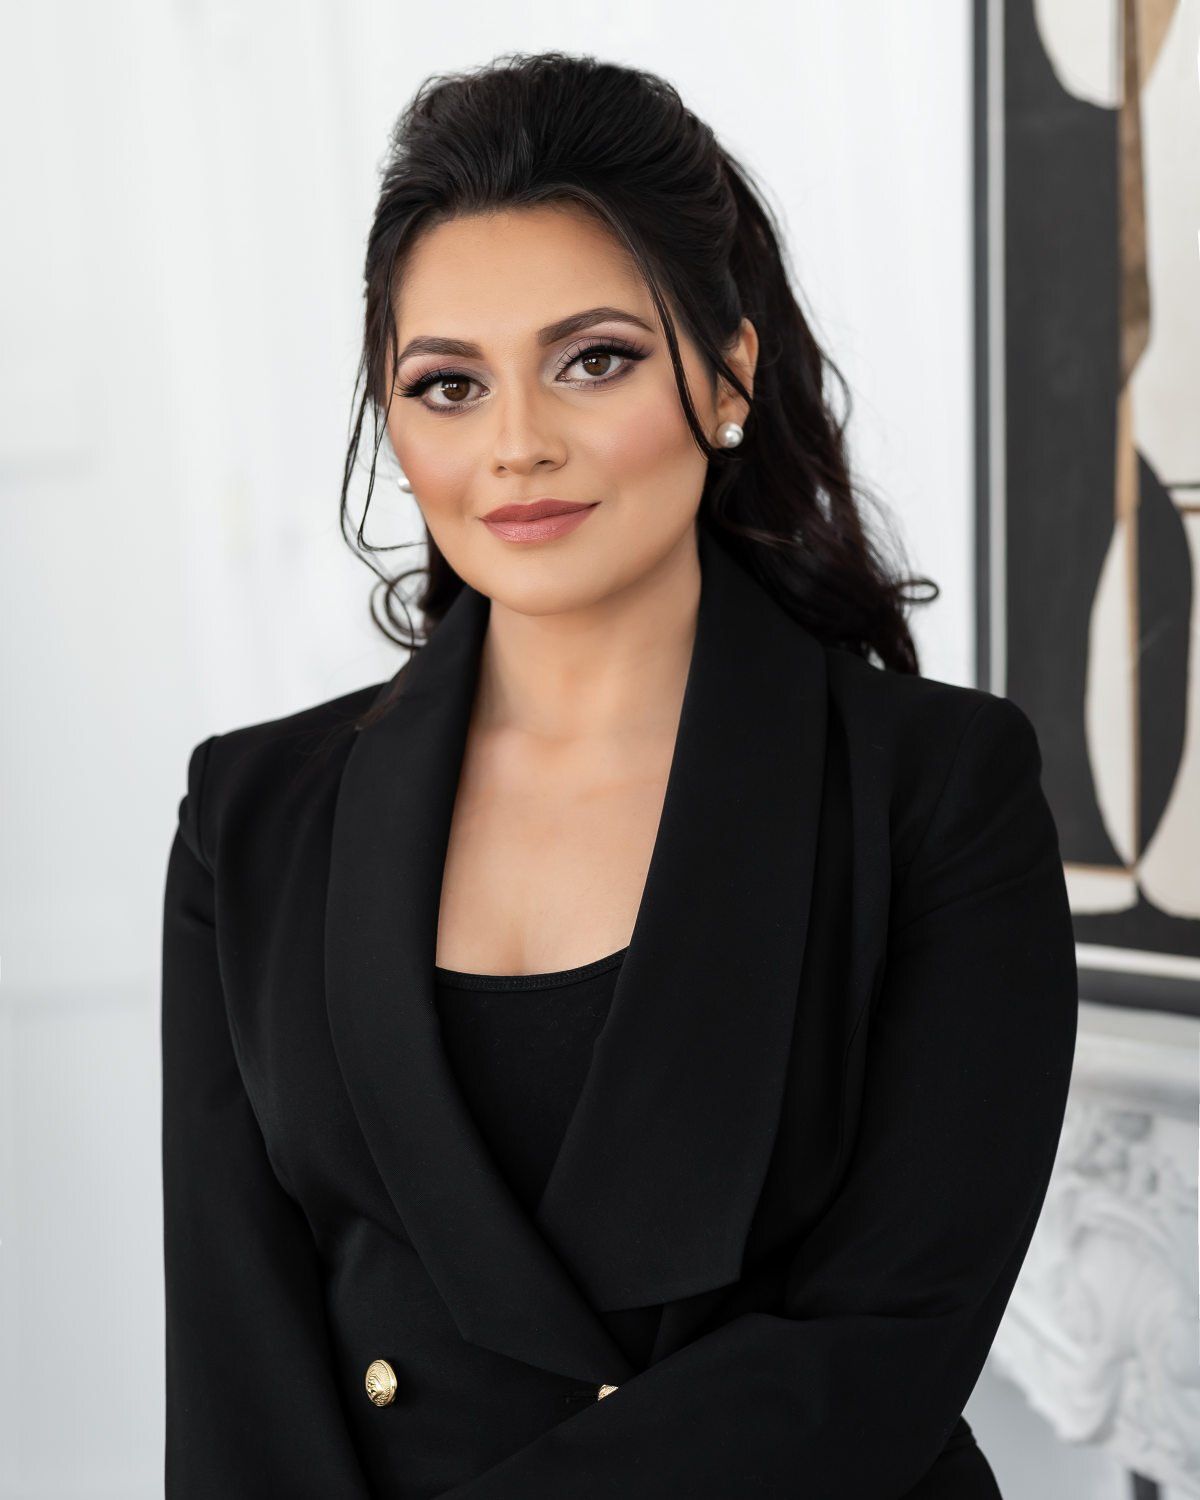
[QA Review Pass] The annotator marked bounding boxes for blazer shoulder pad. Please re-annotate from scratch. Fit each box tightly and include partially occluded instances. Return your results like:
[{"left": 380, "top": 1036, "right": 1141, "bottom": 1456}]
[
  {"left": 182, "top": 677, "right": 386, "bottom": 870},
  {"left": 822, "top": 646, "right": 1042, "bottom": 871}
]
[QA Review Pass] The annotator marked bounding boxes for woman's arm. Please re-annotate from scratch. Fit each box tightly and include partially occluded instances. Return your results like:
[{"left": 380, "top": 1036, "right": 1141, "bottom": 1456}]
[
  {"left": 436, "top": 693, "right": 1079, "bottom": 1498},
  {"left": 161, "top": 735, "right": 373, "bottom": 1498}
]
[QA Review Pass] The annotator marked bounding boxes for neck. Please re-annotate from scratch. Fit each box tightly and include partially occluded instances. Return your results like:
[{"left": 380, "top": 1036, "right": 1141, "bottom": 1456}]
[{"left": 472, "top": 530, "right": 701, "bottom": 745}]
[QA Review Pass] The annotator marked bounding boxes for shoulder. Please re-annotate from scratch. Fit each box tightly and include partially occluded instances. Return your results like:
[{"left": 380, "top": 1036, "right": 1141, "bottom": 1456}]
[
  {"left": 823, "top": 639, "right": 1035, "bottom": 740},
  {"left": 176, "top": 677, "right": 388, "bottom": 871},
  {"left": 203, "top": 676, "right": 385, "bottom": 780},
  {"left": 821, "top": 643, "right": 1044, "bottom": 869}
]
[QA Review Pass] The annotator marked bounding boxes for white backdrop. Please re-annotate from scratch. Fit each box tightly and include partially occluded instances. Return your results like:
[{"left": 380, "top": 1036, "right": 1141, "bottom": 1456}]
[{"left": 0, "top": 2, "right": 1137, "bottom": 1496}]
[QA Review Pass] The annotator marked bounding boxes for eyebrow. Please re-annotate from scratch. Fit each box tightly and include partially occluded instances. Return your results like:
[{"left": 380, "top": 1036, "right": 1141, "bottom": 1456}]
[{"left": 394, "top": 306, "right": 657, "bottom": 366}]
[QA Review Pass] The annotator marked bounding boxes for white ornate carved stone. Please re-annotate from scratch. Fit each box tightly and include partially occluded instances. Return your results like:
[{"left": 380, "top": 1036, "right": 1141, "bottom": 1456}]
[{"left": 990, "top": 999, "right": 1200, "bottom": 1493}]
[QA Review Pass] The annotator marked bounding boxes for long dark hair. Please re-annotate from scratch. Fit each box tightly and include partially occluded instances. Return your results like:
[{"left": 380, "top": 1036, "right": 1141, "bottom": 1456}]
[{"left": 340, "top": 50, "right": 937, "bottom": 710}]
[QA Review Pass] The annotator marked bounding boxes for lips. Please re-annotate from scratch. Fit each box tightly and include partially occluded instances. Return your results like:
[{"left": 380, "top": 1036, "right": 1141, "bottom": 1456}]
[
  {"left": 480, "top": 499, "right": 600, "bottom": 544},
  {"left": 483, "top": 499, "right": 595, "bottom": 522}
]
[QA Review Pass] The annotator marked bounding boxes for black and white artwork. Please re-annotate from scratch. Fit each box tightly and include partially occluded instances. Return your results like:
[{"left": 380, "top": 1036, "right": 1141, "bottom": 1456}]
[{"left": 974, "top": 0, "right": 1200, "bottom": 1016}]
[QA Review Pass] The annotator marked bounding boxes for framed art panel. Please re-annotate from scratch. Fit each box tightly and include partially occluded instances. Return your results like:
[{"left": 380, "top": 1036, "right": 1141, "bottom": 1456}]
[{"left": 974, "top": 0, "right": 1200, "bottom": 1016}]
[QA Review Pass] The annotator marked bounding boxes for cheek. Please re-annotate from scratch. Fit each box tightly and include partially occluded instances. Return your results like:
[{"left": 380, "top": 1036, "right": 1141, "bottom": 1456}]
[
  {"left": 393, "top": 427, "right": 475, "bottom": 508},
  {"left": 583, "top": 384, "right": 699, "bottom": 482}
]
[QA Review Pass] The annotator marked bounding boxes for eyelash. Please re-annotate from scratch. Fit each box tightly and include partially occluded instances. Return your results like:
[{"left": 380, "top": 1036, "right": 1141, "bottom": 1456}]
[{"left": 395, "top": 338, "right": 648, "bottom": 414}]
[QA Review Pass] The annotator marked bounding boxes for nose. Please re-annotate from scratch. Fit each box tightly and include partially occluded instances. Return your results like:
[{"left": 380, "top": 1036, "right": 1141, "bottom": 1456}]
[{"left": 487, "top": 383, "right": 567, "bottom": 478}]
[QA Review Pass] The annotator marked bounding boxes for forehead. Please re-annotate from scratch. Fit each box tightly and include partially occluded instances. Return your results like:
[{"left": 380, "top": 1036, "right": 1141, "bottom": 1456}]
[{"left": 394, "top": 204, "right": 653, "bottom": 341}]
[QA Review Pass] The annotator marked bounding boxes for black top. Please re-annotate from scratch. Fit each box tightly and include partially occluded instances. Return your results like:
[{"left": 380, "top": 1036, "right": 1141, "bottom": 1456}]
[
  {"left": 432, "top": 944, "right": 628, "bottom": 1213},
  {"left": 433, "top": 942, "right": 661, "bottom": 1369}
]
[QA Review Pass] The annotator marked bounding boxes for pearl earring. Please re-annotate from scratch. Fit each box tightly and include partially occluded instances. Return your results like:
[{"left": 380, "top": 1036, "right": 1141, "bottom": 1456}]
[
  {"left": 716, "top": 421, "right": 744, "bottom": 449},
  {"left": 397, "top": 472, "right": 413, "bottom": 493}
]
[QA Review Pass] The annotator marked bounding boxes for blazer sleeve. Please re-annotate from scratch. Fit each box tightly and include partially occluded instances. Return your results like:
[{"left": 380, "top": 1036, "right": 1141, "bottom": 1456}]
[
  {"left": 161, "top": 735, "right": 373, "bottom": 1499},
  {"left": 437, "top": 693, "right": 1080, "bottom": 1499}
]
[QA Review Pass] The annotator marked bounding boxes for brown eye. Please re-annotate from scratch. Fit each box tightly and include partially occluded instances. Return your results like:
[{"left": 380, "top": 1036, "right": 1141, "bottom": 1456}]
[
  {"left": 396, "top": 366, "right": 483, "bottom": 410},
  {"left": 559, "top": 339, "right": 648, "bottom": 386},
  {"left": 578, "top": 351, "right": 617, "bottom": 378}
]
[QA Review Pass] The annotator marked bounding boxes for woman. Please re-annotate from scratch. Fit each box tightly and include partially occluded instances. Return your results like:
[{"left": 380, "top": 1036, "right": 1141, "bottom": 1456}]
[{"left": 161, "top": 51, "right": 1078, "bottom": 1498}]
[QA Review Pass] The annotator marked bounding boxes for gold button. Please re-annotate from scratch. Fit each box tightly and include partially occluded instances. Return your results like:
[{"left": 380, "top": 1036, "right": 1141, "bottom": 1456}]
[
  {"left": 597, "top": 1382, "right": 619, "bottom": 1400},
  {"left": 365, "top": 1358, "right": 398, "bottom": 1407}
]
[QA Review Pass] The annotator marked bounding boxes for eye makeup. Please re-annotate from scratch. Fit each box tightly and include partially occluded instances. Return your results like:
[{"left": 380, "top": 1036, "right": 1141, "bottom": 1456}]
[{"left": 394, "top": 336, "right": 650, "bottom": 415}]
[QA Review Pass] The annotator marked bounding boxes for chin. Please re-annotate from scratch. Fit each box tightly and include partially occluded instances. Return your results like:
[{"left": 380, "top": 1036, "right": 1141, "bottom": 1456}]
[{"left": 480, "top": 551, "right": 632, "bottom": 617}]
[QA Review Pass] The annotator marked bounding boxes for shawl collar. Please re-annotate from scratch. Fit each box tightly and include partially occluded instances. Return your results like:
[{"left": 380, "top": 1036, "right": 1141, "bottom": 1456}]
[{"left": 324, "top": 526, "right": 828, "bottom": 1384}]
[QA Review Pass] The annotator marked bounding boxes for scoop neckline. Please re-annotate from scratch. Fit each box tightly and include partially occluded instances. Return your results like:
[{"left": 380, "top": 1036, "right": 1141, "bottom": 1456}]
[{"left": 433, "top": 943, "right": 630, "bottom": 992}]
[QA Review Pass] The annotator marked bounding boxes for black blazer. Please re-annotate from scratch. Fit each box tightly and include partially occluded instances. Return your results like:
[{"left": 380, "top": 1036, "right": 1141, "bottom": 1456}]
[{"left": 161, "top": 525, "right": 1078, "bottom": 1498}]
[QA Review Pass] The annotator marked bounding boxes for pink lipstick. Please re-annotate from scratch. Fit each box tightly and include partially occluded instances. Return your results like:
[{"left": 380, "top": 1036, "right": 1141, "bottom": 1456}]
[{"left": 481, "top": 498, "right": 599, "bottom": 544}]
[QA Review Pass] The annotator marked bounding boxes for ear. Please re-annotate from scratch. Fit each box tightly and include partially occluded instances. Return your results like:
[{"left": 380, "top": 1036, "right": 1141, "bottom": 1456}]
[{"left": 717, "top": 317, "right": 758, "bottom": 425}]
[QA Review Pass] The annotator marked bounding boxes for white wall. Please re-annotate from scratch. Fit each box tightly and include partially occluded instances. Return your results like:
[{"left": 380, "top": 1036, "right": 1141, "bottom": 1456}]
[{"left": 0, "top": 2, "right": 1117, "bottom": 1495}]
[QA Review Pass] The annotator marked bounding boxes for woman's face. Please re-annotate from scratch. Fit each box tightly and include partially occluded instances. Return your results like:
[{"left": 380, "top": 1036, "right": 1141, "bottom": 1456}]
[{"left": 384, "top": 203, "right": 757, "bottom": 615}]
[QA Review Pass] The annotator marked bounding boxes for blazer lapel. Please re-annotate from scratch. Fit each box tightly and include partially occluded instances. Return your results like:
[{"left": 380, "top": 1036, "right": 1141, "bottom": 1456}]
[{"left": 324, "top": 526, "right": 827, "bottom": 1385}]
